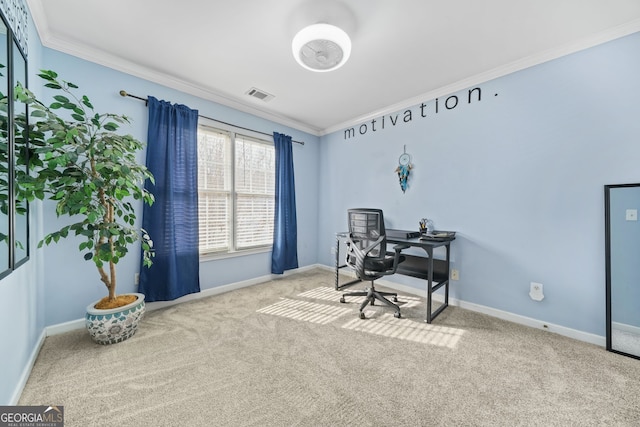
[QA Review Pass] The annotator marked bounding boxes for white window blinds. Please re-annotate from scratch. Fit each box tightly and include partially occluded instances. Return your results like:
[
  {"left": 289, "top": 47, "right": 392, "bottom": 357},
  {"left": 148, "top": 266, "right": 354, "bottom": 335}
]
[
  {"left": 235, "top": 135, "right": 275, "bottom": 249},
  {"left": 197, "top": 127, "right": 275, "bottom": 255}
]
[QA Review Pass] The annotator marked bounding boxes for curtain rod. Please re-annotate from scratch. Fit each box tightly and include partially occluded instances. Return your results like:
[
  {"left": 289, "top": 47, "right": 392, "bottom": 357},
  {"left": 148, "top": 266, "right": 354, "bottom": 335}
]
[{"left": 119, "top": 90, "right": 304, "bottom": 146}]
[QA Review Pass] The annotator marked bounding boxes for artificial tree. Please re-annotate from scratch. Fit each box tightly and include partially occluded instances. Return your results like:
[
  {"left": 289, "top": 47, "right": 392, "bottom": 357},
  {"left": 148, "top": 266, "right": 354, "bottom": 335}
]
[{"left": 16, "top": 70, "right": 154, "bottom": 308}]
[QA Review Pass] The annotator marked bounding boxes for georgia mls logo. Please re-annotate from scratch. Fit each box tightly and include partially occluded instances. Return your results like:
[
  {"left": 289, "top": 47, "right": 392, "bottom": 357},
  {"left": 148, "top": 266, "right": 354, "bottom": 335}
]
[{"left": 0, "top": 405, "right": 64, "bottom": 427}]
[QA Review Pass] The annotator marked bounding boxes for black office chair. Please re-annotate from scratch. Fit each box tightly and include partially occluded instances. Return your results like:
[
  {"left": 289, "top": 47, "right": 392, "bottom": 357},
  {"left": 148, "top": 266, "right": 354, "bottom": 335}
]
[{"left": 340, "top": 208, "right": 408, "bottom": 319}]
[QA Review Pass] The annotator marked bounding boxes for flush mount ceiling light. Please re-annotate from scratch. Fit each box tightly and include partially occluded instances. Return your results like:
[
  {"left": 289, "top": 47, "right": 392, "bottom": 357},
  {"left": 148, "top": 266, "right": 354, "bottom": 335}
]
[{"left": 292, "top": 23, "right": 351, "bottom": 72}]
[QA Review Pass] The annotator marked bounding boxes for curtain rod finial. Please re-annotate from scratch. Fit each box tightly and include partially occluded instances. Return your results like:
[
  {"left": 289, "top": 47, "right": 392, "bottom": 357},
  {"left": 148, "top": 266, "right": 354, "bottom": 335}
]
[{"left": 119, "top": 90, "right": 128, "bottom": 97}]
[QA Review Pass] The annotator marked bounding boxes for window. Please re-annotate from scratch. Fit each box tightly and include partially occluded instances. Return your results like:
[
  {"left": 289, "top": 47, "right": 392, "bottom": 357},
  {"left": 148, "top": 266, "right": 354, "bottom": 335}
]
[{"left": 197, "top": 125, "right": 275, "bottom": 255}]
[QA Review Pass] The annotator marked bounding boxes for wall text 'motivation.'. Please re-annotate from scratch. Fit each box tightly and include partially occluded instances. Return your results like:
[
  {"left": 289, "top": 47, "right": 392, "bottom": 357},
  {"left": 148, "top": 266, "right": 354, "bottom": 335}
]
[{"left": 343, "top": 87, "right": 497, "bottom": 140}]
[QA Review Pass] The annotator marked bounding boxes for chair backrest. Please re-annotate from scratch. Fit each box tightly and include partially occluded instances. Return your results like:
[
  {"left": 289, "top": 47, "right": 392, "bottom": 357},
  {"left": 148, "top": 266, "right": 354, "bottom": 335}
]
[{"left": 347, "top": 208, "right": 387, "bottom": 261}]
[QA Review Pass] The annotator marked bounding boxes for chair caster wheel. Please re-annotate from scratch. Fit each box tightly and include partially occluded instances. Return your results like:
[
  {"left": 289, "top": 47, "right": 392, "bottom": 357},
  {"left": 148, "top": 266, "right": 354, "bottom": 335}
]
[
  {"left": 339, "top": 297, "right": 345, "bottom": 303},
  {"left": 393, "top": 297, "right": 398, "bottom": 302},
  {"left": 359, "top": 312, "right": 366, "bottom": 319},
  {"left": 394, "top": 312, "right": 401, "bottom": 318}
]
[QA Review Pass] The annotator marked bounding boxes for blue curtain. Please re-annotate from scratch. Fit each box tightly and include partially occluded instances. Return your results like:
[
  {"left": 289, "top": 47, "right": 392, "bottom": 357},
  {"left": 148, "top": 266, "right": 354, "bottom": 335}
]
[
  {"left": 139, "top": 96, "right": 200, "bottom": 301},
  {"left": 271, "top": 132, "right": 299, "bottom": 274}
]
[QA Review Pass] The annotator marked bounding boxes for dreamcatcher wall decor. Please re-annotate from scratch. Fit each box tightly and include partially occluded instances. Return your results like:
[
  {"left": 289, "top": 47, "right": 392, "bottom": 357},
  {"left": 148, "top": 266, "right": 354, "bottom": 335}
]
[{"left": 395, "top": 145, "right": 413, "bottom": 193}]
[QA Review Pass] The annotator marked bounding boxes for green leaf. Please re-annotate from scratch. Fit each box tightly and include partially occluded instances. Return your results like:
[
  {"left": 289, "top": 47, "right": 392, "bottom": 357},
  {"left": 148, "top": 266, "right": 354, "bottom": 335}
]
[
  {"left": 44, "top": 83, "right": 62, "bottom": 89},
  {"left": 37, "top": 71, "right": 56, "bottom": 81},
  {"left": 82, "top": 96, "right": 93, "bottom": 109},
  {"left": 84, "top": 252, "right": 93, "bottom": 261}
]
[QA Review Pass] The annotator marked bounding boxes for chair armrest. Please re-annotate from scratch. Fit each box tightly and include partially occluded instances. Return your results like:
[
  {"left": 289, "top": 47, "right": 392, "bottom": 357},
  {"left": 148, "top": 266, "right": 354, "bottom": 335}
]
[{"left": 387, "top": 243, "right": 409, "bottom": 273}]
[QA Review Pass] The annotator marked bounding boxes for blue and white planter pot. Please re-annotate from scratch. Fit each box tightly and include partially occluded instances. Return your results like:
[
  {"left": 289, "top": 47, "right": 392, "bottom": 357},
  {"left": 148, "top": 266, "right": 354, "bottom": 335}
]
[{"left": 85, "top": 293, "right": 145, "bottom": 345}]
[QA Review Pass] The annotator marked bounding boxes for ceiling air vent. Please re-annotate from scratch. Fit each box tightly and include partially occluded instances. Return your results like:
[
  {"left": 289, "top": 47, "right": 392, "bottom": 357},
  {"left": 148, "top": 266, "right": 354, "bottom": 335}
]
[{"left": 245, "top": 87, "right": 275, "bottom": 102}]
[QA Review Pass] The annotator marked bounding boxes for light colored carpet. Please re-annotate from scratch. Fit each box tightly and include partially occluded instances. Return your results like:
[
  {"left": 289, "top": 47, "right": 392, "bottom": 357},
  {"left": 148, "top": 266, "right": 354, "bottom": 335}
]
[{"left": 19, "top": 269, "right": 640, "bottom": 426}]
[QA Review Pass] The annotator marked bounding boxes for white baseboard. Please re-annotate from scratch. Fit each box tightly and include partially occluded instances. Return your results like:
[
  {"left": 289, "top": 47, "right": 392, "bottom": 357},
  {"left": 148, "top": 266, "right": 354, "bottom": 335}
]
[
  {"left": 10, "top": 329, "right": 46, "bottom": 405},
  {"left": 45, "top": 318, "right": 86, "bottom": 336},
  {"left": 453, "top": 299, "right": 605, "bottom": 347},
  {"left": 323, "top": 264, "right": 606, "bottom": 347},
  {"left": 144, "top": 275, "right": 271, "bottom": 312},
  {"left": 144, "top": 265, "right": 317, "bottom": 311}
]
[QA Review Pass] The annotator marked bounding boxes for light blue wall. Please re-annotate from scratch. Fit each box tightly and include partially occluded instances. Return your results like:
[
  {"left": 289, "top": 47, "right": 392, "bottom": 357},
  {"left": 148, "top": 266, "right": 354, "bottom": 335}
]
[
  {"left": 39, "top": 48, "right": 320, "bottom": 326},
  {"left": 0, "top": 9, "right": 45, "bottom": 405},
  {"left": 317, "top": 32, "right": 640, "bottom": 337},
  {"left": 609, "top": 186, "right": 640, "bottom": 327}
]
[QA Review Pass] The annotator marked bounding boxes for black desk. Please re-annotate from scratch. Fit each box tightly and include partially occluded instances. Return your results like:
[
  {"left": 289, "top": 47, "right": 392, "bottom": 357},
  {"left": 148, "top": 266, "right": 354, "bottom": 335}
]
[{"left": 334, "top": 232, "right": 455, "bottom": 323}]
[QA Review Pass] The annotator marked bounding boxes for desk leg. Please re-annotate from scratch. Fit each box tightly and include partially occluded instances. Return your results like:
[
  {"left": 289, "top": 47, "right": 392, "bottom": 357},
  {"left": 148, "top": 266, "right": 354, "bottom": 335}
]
[
  {"left": 427, "top": 242, "right": 451, "bottom": 322},
  {"left": 334, "top": 234, "right": 340, "bottom": 290},
  {"left": 426, "top": 247, "right": 434, "bottom": 323},
  {"left": 444, "top": 244, "right": 450, "bottom": 307},
  {"left": 422, "top": 242, "right": 452, "bottom": 323}
]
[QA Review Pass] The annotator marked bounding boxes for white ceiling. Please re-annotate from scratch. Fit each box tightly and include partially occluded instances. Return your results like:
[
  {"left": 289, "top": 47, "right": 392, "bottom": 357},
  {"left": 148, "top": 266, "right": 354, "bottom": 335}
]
[{"left": 27, "top": 0, "right": 640, "bottom": 136}]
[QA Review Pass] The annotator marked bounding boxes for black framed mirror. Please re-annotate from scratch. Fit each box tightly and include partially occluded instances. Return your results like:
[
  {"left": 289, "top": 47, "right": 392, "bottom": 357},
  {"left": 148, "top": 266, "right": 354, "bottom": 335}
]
[
  {"left": 12, "top": 37, "right": 28, "bottom": 267},
  {"left": 0, "top": 2, "right": 29, "bottom": 280},
  {"left": 0, "top": 19, "right": 8, "bottom": 276},
  {"left": 605, "top": 183, "right": 640, "bottom": 360}
]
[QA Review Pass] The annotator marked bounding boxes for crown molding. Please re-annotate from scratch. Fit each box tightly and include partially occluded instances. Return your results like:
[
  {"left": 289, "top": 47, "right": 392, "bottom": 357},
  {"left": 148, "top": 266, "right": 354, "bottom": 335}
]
[{"left": 322, "top": 19, "right": 640, "bottom": 136}]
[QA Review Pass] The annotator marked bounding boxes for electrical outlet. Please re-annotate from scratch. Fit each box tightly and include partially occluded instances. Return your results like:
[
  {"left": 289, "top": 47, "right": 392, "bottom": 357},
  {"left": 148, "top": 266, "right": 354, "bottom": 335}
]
[
  {"left": 451, "top": 269, "right": 459, "bottom": 280},
  {"left": 626, "top": 209, "right": 638, "bottom": 221},
  {"left": 134, "top": 273, "right": 140, "bottom": 285},
  {"left": 529, "top": 282, "right": 544, "bottom": 301}
]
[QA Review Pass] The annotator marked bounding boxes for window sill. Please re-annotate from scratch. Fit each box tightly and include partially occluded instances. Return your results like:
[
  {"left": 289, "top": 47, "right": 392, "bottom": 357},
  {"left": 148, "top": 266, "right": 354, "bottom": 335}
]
[{"left": 200, "top": 246, "right": 272, "bottom": 262}]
